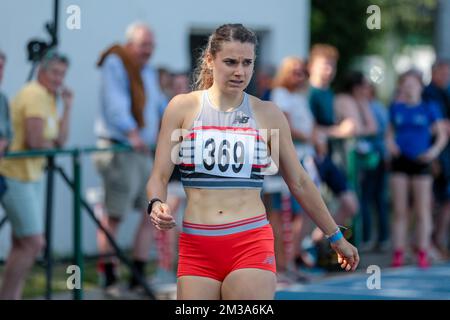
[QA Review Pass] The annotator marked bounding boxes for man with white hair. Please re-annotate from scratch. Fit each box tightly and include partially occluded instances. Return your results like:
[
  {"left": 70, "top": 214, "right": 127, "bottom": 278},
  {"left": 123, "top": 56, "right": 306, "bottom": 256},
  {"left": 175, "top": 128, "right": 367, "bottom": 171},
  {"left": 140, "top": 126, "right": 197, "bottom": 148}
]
[{"left": 94, "top": 22, "right": 168, "bottom": 296}]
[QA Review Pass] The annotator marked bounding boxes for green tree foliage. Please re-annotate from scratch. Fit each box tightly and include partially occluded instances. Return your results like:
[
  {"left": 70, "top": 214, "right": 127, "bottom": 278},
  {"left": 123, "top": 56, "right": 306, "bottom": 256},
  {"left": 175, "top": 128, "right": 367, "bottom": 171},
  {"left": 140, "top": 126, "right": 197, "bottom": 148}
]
[
  {"left": 376, "top": 0, "right": 437, "bottom": 45},
  {"left": 310, "top": 0, "right": 437, "bottom": 86}
]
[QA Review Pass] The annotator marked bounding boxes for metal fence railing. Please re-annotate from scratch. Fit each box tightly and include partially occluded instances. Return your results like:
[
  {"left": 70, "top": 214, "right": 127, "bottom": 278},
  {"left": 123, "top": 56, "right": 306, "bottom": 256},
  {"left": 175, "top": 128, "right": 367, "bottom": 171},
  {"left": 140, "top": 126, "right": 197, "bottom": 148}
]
[
  {"left": 0, "top": 145, "right": 156, "bottom": 300},
  {"left": 0, "top": 139, "right": 367, "bottom": 299}
]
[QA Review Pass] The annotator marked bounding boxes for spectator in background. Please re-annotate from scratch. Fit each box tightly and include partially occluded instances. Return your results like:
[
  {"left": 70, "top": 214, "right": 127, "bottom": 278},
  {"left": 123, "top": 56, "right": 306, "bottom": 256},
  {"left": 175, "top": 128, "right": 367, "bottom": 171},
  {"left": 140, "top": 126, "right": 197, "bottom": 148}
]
[
  {"left": 423, "top": 59, "right": 450, "bottom": 259},
  {"left": 172, "top": 72, "right": 191, "bottom": 95},
  {"left": 256, "top": 64, "right": 276, "bottom": 101},
  {"left": 308, "top": 45, "right": 354, "bottom": 138},
  {"left": 154, "top": 71, "right": 191, "bottom": 284},
  {"left": 387, "top": 70, "right": 447, "bottom": 268},
  {"left": 0, "top": 50, "right": 73, "bottom": 299},
  {"left": 336, "top": 72, "right": 388, "bottom": 252},
  {"left": 269, "top": 56, "right": 318, "bottom": 281},
  {"left": 0, "top": 50, "right": 12, "bottom": 158},
  {"left": 158, "top": 67, "right": 174, "bottom": 102},
  {"left": 334, "top": 72, "right": 378, "bottom": 160},
  {"left": 93, "top": 22, "right": 168, "bottom": 296},
  {"left": 307, "top": 44, "right": 359, "bottom": 236},
  {"left": 365, "top": 83, "right": 389, "bottom": 252},
  {"left": 255, "top": 64, "right": 276, "bottom": 234},
  {"left": 333, "top": 72, "right": 375, "bottom": 175}
]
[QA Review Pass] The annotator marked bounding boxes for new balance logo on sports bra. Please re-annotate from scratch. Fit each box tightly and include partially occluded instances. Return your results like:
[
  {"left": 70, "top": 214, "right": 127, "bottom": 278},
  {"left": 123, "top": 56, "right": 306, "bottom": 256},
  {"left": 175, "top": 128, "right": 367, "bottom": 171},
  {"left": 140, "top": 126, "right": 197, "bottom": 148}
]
[
  {"left": 178, "top": 91, "right": 273, "bottom": 189},
  {"left": 232, "top": 112, "right": 250, "bottom": 124}
]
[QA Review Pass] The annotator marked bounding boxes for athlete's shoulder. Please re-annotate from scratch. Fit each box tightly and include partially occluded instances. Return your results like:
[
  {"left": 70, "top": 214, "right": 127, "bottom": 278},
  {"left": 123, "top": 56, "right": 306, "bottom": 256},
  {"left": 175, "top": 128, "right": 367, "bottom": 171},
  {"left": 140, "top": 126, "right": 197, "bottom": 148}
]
[
  {"left": 165, "top": 91, "right": 201, "bottom": 115},
  {"left": 169, "top": 91, "right": 201, "bottom": 107},
  {"left": 248, "top": 94, "right": 286, "bottom": 131}
]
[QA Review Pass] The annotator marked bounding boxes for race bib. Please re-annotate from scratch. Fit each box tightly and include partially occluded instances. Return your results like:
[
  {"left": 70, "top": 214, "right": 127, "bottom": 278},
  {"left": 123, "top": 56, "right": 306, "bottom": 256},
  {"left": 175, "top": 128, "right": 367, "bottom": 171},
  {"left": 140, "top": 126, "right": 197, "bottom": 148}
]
[{"left": 194, "top": 130, "right": 255, "bottom": 178}]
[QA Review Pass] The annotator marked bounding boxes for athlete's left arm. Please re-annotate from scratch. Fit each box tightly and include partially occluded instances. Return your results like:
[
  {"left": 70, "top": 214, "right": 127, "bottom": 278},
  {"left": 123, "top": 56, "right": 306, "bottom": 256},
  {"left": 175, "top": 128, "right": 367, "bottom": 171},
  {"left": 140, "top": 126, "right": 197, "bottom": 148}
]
[
  {"left": 264, "top": 103, "right": 337, "bottom": 235},
  {"left": 262, "top": 101, "right": 359, "bottom": 271}
]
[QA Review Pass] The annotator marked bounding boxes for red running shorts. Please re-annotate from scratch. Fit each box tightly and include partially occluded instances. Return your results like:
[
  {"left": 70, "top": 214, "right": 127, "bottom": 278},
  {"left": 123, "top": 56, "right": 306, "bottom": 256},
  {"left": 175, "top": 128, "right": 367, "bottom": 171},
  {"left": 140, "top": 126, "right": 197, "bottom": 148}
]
[{"left": 177, "top": 214, "right": 276, "bottom": 282}]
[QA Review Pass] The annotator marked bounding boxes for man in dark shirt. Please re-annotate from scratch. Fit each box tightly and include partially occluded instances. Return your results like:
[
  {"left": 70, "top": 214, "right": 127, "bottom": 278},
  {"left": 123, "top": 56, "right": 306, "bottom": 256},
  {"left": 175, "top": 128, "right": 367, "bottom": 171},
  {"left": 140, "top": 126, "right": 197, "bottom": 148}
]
[
  {"left": 423, "top": 58, "right": 450, "bottom": 258},
  {"left": 307, "top": 44, "right": 358, "bottom": 237}
]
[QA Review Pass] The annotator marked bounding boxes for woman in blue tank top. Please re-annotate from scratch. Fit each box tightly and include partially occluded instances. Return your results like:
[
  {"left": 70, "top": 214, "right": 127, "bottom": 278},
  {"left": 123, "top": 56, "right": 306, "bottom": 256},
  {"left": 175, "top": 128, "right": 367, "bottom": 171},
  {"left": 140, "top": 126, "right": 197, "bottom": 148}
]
[
  {"left": 387, "top": 70, "right": 447, "bottom": 268},
  {"left": 146, "top": 24, "right": 359, "bottom": 300}
]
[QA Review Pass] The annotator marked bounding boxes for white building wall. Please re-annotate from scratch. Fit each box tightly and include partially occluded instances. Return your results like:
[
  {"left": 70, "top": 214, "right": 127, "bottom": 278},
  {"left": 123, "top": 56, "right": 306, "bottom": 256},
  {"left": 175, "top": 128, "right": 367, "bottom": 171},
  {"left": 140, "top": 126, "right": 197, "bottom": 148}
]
[
  {"left": 0, "top": 0, "right": 310, "bottom": 257},
  {"left": 436, "top": 0, "right": 450, "bottom": 59}
]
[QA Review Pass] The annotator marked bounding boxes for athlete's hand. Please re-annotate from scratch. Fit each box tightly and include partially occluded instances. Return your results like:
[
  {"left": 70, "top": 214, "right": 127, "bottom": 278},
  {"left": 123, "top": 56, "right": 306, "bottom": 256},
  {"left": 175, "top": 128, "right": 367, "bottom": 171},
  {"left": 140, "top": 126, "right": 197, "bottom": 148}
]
[
  {"left": 149, "top": 202, "right": 176, "bottom": 230},
  {"left": 330, "top": 238, "right": 359, "bottom": 271}
]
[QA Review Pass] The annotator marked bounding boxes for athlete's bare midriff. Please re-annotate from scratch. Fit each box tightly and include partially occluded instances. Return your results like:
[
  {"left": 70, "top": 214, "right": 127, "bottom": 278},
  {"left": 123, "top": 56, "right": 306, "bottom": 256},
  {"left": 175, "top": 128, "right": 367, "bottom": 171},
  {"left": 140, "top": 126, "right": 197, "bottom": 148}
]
[{"left": 183, "top": 188, "right": 266, "bottom": 225}]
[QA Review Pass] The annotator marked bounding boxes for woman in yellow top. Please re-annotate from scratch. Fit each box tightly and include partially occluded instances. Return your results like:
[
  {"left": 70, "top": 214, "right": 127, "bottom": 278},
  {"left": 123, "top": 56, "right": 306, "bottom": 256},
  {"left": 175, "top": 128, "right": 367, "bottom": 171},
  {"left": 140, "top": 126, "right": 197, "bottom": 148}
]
[{"left": 146, "top": 24, "right": 359, "bottom": 300}]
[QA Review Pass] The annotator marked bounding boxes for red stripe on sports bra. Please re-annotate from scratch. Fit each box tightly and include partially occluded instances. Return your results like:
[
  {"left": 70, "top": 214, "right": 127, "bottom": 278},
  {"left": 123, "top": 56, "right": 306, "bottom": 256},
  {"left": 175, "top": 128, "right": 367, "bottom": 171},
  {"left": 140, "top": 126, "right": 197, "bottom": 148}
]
[
  {"left": 185, "top": 126, "right": 269, "bottom": 142},
  {"left": 179, "top": 163, "right": 195, "bottom": 167},
  {"left": 187, "top": 128, "right": 265, "bottom": 141},
  {"left": 184, "top": 132, "right": 196, "bottom": 139},
  {"left": 191, "top": 126, "right": 259, "bottom": 132},
  {"left": 252, "top": 163, "right": 271, "bottom": 168}
]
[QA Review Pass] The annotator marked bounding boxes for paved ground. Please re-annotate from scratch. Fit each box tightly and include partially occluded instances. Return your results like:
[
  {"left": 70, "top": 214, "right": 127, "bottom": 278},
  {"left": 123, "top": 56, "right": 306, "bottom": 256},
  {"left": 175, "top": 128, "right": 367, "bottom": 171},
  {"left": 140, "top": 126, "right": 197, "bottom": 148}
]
[
  {"left": 275, "top": 261, "right": 450, "bottom": 300},
  {"left": 36, "top": 249, "right": 450, "bottom": 300},
  {"left": 275, "top": 247, "right": 450, "bottom": 300}
]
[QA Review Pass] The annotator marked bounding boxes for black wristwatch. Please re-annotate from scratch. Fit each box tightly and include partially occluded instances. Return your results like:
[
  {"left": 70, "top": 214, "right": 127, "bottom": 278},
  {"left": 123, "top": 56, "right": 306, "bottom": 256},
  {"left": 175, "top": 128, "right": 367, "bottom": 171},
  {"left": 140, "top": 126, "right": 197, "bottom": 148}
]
[{"left": 147, "top": 198, "right": 163, "bottom": 215}]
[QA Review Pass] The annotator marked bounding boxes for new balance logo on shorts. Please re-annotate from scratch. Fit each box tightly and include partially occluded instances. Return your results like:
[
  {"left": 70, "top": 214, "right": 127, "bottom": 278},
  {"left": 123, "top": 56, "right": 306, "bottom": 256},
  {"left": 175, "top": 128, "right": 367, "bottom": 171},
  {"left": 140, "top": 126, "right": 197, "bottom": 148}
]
[{"left": 262, "top": 255, "right": 275, "bottom": 265}]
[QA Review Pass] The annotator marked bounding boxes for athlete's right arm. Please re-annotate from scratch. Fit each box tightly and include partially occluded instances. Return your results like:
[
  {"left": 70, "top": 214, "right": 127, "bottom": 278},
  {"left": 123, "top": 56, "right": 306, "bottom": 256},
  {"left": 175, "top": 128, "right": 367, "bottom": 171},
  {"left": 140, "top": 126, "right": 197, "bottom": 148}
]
[{"left": 146, "top": 94, "right": 191, "bottom": 230}]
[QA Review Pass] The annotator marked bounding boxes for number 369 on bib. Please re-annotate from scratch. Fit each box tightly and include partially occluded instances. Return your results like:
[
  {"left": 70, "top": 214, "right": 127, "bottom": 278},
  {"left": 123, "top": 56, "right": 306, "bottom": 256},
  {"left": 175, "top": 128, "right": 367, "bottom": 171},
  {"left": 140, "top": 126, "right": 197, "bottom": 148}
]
[{"left": 194, "top": 130, "right": 256, "bottom": 178}]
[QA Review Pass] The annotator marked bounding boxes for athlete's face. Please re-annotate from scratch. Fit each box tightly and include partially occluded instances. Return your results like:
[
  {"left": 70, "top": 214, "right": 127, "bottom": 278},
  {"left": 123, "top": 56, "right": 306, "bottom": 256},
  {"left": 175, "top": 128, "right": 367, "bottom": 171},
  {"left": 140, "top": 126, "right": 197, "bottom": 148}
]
[{"left": 209, "top": 41, "right": 255, "bottom": 93}]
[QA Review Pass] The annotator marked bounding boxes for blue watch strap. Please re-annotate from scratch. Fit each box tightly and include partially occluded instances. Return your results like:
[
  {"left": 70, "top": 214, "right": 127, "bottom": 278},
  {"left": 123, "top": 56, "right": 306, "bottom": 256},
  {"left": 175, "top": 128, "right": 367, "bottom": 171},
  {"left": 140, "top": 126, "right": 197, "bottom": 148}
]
[{"left": 328, "top": 230, "right": 343, "bottom": 243}]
